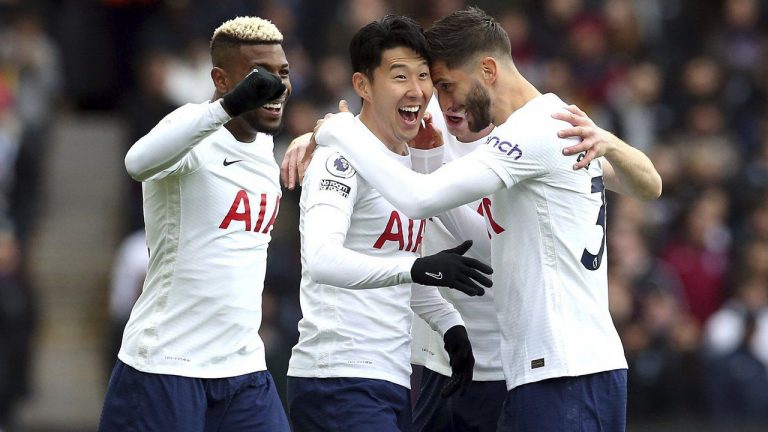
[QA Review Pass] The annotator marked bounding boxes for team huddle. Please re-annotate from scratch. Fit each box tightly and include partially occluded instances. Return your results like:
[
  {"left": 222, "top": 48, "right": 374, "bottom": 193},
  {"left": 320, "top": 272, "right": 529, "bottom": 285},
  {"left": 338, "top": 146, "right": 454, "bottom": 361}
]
[{"left": 98, "top": 7, "right": 661, "bottom": 432}]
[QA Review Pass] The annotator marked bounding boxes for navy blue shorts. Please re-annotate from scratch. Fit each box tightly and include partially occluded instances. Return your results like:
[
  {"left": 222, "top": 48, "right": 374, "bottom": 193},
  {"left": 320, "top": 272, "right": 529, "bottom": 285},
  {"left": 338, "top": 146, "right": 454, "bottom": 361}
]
[
  {"left": 497, "top": 369, "right": 627, "bottom": 432},
  {"left": 98, "top": 359, "right": 289, "bottom": 432},
  {"left": 412, "top": 368, "right": 506, "bottom": 432},
  {"left": 287, "top": 376, "right": 411, "bottom": 431}
]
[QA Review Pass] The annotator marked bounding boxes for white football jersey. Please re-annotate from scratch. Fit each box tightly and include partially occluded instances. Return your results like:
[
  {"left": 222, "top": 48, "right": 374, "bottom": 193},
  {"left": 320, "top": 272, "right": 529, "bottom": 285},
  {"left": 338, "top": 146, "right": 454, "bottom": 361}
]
[
  {"left": 410, "top": 99, "right": 504, "bottom": 381},
  {"left": 290, "top": 118, "right": 438, "bottom": 389},
  {"left": 468, "top": 94, "right": 627, "bottom": 389},
  {"left": 315, "top": 93, "right": 629, "bottom": 391},
  {"left": 119, "top": 101, "right": 281, "bottom": 378}
]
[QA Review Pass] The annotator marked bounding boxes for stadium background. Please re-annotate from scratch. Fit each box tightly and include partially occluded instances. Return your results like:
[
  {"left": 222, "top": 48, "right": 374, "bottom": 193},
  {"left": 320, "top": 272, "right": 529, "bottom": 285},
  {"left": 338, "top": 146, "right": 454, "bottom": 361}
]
[{"left": 0, "top": 0, "right": 767, "bottom": 430}]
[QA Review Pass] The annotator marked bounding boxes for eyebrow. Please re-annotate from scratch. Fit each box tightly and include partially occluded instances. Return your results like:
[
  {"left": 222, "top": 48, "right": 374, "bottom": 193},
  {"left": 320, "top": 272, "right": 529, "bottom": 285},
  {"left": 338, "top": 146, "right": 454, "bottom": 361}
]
[
  {"left": 388, "top": 59, "right": 429, "bottom": 71},
  {"left": 252, "top": 61, "right": 290, "bottom": 69}
]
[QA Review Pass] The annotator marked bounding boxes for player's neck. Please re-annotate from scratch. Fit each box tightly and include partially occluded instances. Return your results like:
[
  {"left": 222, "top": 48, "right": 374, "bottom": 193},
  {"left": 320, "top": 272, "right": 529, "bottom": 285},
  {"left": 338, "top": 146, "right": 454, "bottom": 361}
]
[
  {"left": 224, "top": 119, "right": 259, "bottom": 143},
  {"left": 492, "top": 73, "right": 541, "bottom": 125},
  {"left": 359, "top": 111, "right": 409, "bottom": 156}
]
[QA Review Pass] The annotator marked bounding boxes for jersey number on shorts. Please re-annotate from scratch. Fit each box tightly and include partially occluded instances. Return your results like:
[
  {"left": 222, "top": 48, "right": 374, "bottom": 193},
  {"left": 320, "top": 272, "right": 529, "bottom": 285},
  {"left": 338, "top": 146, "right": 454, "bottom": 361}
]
[{"left": 580, "top": 176, "right": 606, "bottom": 271}]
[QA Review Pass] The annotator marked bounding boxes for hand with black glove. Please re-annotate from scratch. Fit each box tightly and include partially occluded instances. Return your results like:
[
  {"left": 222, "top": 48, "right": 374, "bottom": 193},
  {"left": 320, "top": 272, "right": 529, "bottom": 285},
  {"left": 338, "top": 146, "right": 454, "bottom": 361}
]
[
  {"left": 411, "top": 240, "right": 492, "bottom": 296},
  {"left": 441, "top": 325, "right": 475, "bottom": 398},
  {"left": 221, "top": 68, "right": 286, "bottom": 117}
]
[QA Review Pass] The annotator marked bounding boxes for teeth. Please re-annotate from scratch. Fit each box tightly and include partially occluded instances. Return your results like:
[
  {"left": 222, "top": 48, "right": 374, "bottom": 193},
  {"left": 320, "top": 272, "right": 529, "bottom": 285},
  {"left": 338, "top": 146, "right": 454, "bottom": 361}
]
[
  {"left": 263, "top": 103, "right": 282, "bottom": 109},
  {"left": 399, "top": 106, "right": 420, "bottom": 112}
]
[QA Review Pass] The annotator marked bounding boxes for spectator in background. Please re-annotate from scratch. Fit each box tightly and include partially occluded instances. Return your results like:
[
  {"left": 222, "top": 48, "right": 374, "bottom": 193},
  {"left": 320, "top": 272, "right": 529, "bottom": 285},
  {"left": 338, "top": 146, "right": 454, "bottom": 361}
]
[
  {"left": 662, "top": 188, "right": 731, "bottom": 326},
  {"left": 497, "top": 8, "right": 538, "bottom": 82},
  {"left": 703, "top": 274, "right": 768, "bottom": 424},
  {"left": 566, "top": 14, "right": 626, "bottom": 110},
  {"left": 528, "top": 0, "right": 587, "bottom": 59},
  {"left": 120, "top": 50, "right": 179, "bottom": 233},
  {"left": 0, "top": 8, "right": 61, "bottom": 245},
  {"left": 162, "top": 38, "right": 213, "bottom": 105},
  {"left": 311, "top": 55, "right": 360, "bottom": 114},
  {"left": 732, "top": 124, "right": 768, "bottom": 214},
  {"left": 609, "top": 61, "right": 667, "bottom": 154},
  {"left": 0, "top": 222, "right": 36, "bottom": 431},
  {"left": 602, "top": 0, "right": 644, "bottom": 61}
]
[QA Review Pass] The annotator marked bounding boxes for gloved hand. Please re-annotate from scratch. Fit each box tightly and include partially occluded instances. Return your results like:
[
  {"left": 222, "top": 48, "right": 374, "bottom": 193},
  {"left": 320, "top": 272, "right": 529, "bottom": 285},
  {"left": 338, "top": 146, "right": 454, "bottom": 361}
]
[
  {"left": 441, "top": 325, "right": 475, "bottom": 397},
  {"left": 411, "top": 240, "right": 492, "bottom": 296},
  {"left": 221, "top": 68, "right": 286, "bottom": 117}
]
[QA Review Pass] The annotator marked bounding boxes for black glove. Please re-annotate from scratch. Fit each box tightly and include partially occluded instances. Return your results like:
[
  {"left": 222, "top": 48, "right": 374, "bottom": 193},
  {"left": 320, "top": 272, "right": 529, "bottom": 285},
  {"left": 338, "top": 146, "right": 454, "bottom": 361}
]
[
  {"left": 221, "top": 68, "right": 286, "bottom": 117},
  {"left": 411, "top": 240, "right": 493, "bottom": 296},
  {"left": 441, "top": 325, "right": 475, "bottom": 398}
]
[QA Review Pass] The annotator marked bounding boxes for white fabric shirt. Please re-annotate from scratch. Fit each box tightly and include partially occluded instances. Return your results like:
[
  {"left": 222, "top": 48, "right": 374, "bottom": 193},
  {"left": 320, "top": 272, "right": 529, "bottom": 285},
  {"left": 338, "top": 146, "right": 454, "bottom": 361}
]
[
  {"left": 703, "top": 301, "right": 768, "bottom": 367},
  {"left": 316, "top": 93, "right": 628, "bottom": 390},
  {"left": 119, "top": 100, "right": 281, "bottom": 378},
  {"left": 409, "top": 98, "right": 504, "bottom": 381},
  {"left": 289, "top": 117, "right": 463, "bottom": 389}
]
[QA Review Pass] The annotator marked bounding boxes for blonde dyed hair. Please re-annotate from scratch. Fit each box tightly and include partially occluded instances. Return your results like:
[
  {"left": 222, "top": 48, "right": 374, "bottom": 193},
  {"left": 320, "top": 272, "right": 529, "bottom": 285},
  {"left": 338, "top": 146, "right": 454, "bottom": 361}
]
[{"left": 212, "top": 16, "right": 283, "bottom": 44}]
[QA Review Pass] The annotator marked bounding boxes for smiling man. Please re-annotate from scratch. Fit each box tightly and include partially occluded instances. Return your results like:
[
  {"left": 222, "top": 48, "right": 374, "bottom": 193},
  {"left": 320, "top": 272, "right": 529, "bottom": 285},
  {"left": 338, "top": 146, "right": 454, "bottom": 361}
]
[
  {"left": 286, "top": 16, "right": 492, "bottom": 432},
  {"left": 99, "top": 17, "right": 291, "bottom": 432},
  {"left": 316, "top": 7, "right": 662, "bottom": 432}
]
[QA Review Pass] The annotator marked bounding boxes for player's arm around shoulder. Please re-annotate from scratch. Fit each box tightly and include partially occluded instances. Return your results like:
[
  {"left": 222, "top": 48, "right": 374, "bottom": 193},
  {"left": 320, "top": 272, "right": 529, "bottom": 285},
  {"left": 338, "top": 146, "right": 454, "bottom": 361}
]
[
  {"left": 554, "top": 104, "right": 662, "bottom": 201},
  {"left": 282, "top": 100, "right": 353, "bottom": 190}
]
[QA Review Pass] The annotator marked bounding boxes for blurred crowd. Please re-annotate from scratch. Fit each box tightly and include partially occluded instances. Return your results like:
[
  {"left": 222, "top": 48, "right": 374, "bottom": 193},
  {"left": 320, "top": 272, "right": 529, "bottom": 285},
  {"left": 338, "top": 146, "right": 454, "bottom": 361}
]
[{"left": 1, "top": 0, "right": 768, "bottom": 429}]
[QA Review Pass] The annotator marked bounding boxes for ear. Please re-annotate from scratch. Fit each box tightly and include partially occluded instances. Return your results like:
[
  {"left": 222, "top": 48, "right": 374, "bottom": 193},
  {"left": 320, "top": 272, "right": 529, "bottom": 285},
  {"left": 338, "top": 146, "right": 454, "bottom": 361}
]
[
  {"left": 211, "top": 67, "right": 229, "bottom": 96},
  {"left": 352, "top": 72, "right": 372, "bottom": 102},
  {"left": 480, "top": 57, "right": 498, "bottom": 85}
]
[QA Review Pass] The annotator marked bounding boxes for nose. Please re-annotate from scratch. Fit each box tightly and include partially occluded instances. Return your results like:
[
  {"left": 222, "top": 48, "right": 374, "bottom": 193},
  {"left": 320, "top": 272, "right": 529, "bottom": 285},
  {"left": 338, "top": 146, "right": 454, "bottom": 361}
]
[
  {"left": 438, "top": 93, "right": 454, "bottom": 112},
  {"left": 405, "top": 76, "right": 424, "bottom": 98}
]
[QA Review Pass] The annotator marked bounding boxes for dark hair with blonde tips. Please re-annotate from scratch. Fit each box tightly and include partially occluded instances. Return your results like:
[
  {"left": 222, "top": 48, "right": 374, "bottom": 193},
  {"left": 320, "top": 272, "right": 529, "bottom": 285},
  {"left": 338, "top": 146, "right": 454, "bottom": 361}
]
[{"left": 210, "top": 16, "right": 283, "bottom": 68}]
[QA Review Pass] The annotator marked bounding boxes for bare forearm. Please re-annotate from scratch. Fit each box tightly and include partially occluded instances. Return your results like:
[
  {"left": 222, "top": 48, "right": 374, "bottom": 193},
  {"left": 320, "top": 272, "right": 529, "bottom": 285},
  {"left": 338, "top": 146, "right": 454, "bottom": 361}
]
[{"left": 603, "top": 134, "right": 662, "bottom": 200}]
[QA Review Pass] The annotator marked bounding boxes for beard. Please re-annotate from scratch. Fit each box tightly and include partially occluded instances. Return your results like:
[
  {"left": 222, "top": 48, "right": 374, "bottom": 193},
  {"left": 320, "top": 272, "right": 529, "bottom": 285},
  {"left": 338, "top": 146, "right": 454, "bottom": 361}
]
[
  {"left": 465, "top": 80, "right": 492, "bottom": 133},
  {"left": 258, "top": 121, "right": 284, "bottom": 136},
  {"left": 242, "top": 111, "right": 285, "bottom": 136}
]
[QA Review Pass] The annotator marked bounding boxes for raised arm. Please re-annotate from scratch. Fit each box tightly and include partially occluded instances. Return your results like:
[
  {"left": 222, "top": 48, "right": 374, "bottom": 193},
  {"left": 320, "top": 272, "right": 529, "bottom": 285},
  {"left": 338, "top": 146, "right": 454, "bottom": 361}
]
[
  {"left": 555, "top": 105, "right": 662, "bottom": 200},
  {"left": 315, "top": 113, "right": 504, "bottom": 220},
  {"left": 126, "top": 68, "right": 285, "bottom": 181},
  {"left": 125, "top": 100, "right": 231, "bottom": 181}
]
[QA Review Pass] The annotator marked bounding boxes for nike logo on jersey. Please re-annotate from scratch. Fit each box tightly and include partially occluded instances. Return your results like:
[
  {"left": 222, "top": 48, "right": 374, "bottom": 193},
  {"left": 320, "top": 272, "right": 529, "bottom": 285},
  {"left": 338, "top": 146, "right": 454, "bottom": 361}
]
[
  {"left": 425, "top": 271, "right": 443, "bottom": 280},
  {"left": 223, "top": 158, "right": 243, "bottom": 166}
]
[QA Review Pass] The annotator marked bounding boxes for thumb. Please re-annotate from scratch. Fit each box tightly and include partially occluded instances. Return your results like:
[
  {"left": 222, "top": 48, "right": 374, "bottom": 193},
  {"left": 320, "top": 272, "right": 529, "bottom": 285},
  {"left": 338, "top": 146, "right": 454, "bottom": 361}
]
[
  {"left": 339, "top": 99, "right": 350, "bottom": 113},
  {"left": 446, "top": 240, "right": 473, "bottom": 256}
]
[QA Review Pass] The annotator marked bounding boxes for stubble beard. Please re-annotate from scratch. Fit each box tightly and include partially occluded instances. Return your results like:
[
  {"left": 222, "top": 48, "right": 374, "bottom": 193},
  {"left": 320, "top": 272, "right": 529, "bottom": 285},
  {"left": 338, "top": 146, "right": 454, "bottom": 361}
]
[{"left": 465, "top": 80, "right": 492, "bottom": 133}]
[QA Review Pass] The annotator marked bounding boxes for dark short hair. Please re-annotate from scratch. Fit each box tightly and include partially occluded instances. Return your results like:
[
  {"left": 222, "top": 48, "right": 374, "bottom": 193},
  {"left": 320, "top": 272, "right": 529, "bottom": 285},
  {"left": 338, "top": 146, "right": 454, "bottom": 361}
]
[
  {"left": 425, "top": 6, "right": 511, "bottom": 69},
  {"left": 349, "top": 15, "right": 430, "bottom": 81}
]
